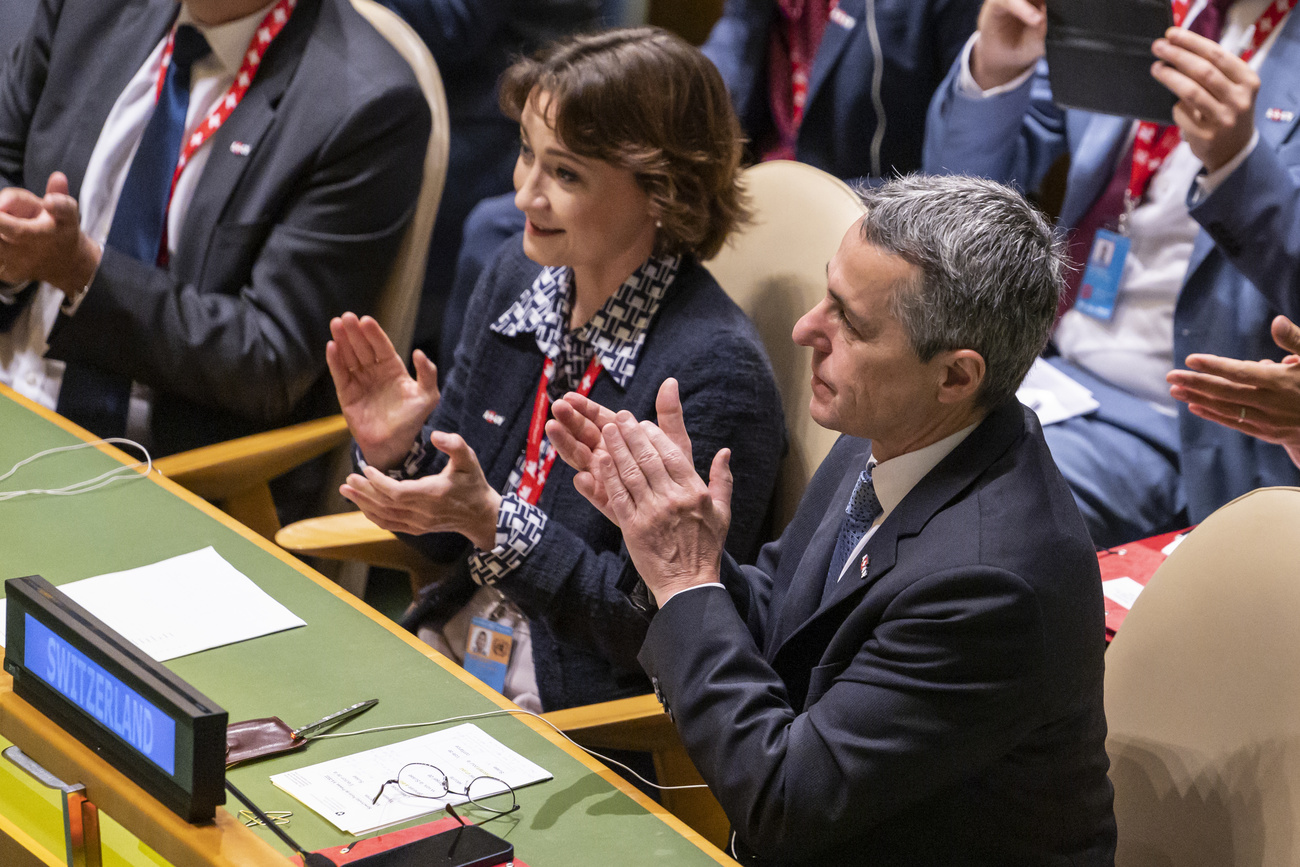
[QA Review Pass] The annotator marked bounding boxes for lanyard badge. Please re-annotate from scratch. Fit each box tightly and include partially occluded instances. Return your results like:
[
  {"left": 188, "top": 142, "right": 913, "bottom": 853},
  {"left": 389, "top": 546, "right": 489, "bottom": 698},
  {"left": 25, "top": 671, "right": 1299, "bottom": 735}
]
[{"left": 464, "top": 615, "right": 515, "bottom": 694}]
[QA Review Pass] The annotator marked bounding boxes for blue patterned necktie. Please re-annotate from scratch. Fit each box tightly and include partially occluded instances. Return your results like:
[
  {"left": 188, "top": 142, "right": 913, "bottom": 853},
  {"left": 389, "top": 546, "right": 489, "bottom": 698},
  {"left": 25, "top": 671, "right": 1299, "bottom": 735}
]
[
  {"left": 825, "top": 466, "right": 883, "bottom": 591},
  {"left": 57, "top": 25, "right": 210, "bottom": 438}
]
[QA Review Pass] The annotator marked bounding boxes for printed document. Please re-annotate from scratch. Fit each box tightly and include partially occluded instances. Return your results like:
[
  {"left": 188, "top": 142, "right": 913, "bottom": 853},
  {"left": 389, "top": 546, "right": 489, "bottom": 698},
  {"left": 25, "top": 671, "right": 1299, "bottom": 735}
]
[
  {"left": 1017, "top": 358, "right": 1100, "bottom": 426},
  {"left": 272, "top": 723, "right": 553, "bottom": 835}
]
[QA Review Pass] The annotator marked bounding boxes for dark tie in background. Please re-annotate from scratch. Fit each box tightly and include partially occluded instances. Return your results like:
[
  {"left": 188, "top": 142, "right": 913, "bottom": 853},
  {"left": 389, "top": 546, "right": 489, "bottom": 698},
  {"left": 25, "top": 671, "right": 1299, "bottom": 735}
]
[
  {"left": 824, "top": 466, "right": 883, "bottom": 599},
  {"left": 56, "top": 25, "right": 211, "bottom": 438},
  {"left": 1060, "top": 0, "right": 1235, "bottom": 314}
]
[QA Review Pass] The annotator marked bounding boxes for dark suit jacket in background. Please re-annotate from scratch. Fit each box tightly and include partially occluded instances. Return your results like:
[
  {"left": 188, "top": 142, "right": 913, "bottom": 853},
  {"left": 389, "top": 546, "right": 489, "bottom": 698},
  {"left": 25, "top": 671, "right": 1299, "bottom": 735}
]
[
  {"left": 0, "top": 0, "right": 38, "bottom": 58},
  {"left": 639, "top": 399, "right": 1116, "bottom": 865},
  {"left": 701, "top": 0, "right": 979, "bottom": 180},
  {"left": 0, "top": 0, "right": 431, "bottom": 454},
  {"left": 399, "top": 240, "right": 787, "bottom": 712}
]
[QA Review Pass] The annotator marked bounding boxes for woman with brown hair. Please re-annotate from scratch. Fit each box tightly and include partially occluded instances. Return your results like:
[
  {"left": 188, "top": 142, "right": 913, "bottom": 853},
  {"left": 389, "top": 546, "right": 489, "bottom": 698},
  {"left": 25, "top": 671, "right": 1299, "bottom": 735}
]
[{"left": 327, "top": 28, "right": 785, "bottom": 712}]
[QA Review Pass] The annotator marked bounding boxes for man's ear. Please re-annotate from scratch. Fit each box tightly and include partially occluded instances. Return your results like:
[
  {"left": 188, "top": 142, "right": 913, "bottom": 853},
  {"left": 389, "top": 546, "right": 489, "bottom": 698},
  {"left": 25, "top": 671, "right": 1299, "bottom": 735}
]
[{"left": 936, "top": 349, "right": 985, "bottom": 405}]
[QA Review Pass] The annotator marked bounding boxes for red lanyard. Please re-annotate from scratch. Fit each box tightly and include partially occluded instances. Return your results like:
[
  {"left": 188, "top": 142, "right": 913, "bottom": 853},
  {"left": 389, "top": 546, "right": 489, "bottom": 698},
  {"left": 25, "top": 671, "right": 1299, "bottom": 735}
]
[
  {"left": 515, "top": 354, "right": 603, "bottom": 505},
  {"left": 786, "top": 0, "right": 837, "bottom": 126},
  {"left": 153, "top": 0, "right": 297, "bottom": 261},
  {"left": 1128, "top": 0, "right": 1296, "bottom": 213}
]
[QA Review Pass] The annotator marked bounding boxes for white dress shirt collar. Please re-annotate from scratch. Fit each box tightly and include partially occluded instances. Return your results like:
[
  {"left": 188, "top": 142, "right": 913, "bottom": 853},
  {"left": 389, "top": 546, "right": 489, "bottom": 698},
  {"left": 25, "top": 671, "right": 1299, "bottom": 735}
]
[
  {"left": 871, "top": 420, "right": 981, "bottom": 526},
  {"left": 827, "top": 419, "right": 981, "bottom": 585},
  {"left": 178, "top": 0, "right": 278, "bottom": 76}
]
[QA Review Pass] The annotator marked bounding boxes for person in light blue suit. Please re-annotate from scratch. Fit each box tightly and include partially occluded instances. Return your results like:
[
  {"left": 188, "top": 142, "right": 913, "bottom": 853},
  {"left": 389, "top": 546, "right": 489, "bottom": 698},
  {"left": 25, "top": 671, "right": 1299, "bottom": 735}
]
[{"left": 924, "top": 0, "right": 1300, "bottom": 546}]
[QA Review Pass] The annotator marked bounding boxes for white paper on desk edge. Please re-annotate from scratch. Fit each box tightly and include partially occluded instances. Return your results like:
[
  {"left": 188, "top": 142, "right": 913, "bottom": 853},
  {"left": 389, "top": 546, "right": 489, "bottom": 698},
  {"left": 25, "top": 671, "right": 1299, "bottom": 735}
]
[
  {"left": 1102, "top": 576, "right": 1145, "bottom": 611},
  {"left": 271, "top": 723, "right": 553, "bottom": 836},
  {"left": 0, "top": 547, "right": 305, "bottom": 660},
  {"left": 1017, "top": 358, "right": 1100, "bottom": 426}
]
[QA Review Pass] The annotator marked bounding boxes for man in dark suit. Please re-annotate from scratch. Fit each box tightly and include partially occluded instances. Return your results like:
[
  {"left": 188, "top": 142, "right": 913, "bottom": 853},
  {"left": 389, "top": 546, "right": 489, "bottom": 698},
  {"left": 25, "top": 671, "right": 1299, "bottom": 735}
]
[
  {"left": 549, "top": 174, "right": 1117, "bottom": 865},
  {"left": 0, "top": 0, "right": 430, "bottom": 454}
]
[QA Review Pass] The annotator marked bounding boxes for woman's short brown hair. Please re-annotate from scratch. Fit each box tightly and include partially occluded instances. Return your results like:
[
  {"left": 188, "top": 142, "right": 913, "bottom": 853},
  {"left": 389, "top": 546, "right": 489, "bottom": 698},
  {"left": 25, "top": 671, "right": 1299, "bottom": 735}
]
[{"left": 499, "top": 27, "right": 750, "bottom": 260}]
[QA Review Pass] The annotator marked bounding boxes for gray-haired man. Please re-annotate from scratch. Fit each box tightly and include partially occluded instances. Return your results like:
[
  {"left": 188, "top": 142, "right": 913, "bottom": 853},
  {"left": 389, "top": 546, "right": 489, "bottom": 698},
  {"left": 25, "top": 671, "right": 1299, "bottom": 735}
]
[{"left": 548, "top": 175, "right": 1116, "bottom": 866}]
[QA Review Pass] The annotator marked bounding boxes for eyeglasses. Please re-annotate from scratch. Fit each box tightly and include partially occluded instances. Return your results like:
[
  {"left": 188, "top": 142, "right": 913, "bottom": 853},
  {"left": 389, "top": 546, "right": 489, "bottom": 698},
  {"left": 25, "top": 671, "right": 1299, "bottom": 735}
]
[{"left": 371, "top": 763, "right": 519, "bottom": 818}]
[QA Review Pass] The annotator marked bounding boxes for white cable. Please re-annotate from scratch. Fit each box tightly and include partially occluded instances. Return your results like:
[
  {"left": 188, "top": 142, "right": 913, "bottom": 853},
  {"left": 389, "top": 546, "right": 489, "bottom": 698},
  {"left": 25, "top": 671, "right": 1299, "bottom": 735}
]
[
  {"left": 0, "top": 438, "right": 153, "bottom": 502},
  {"left": 0, "top": 440, "right": 699, "bottom": 793},
  {"left": 312, "top": 707, "right": 708, "bottom": 792}
]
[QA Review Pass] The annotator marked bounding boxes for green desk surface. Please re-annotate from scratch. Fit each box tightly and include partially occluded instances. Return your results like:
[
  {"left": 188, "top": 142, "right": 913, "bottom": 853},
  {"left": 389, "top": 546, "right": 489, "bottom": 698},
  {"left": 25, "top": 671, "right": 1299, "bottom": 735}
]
[{"left": 0, "top": 389, "right": 731, "bottom": 866}]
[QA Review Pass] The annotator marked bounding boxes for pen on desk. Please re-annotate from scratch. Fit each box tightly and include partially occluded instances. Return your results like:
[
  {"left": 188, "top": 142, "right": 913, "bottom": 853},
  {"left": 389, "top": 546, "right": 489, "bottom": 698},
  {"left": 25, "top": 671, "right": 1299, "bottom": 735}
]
[{"left": 292, "top": 699, "right": 379, "bottom": 740}]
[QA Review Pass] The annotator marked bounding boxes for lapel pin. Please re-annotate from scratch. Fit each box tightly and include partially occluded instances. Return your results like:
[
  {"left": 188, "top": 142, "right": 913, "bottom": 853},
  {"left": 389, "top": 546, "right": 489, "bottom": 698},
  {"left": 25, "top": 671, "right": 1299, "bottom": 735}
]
[
  {"left": 1266, "top": 108, "right": 1295, "bottom": 123},
  {"left": 229, "top": 141, "right": 252, "bottom": 156},
  {"left": 830, "top": 5, "right": 856, "bottom": 29},
  {"left": 860, "top": 553, "right": 869, "bottom": 579},
  {"left": 482, "top": 409, "right": 505, "bottom": 426}
]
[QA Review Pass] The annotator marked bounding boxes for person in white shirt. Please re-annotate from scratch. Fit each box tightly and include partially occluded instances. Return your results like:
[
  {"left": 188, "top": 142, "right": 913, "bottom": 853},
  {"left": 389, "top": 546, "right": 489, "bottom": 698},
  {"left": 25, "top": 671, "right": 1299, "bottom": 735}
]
[{"left": 924, "top": 0, "right": 1300, "bottom": 547}]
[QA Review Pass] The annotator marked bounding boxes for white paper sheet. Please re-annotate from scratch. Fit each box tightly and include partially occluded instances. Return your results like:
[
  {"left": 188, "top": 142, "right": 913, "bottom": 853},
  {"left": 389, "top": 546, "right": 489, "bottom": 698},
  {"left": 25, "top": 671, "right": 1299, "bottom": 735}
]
[
  {"left": 1017, "top": 358, "right": 1101, "bottom": 426},
  {"left": 0, "top": 547, "right": 305, "bottom": 659},
  {"left": 271, "top": 723, "right": 553, "bottom": 835},
  {"left": 1102, "top": 576, "right": 1145, "bottom": 611},
  {"left": 1161, "top": 533, "right": 1188, "bottom": 557}
]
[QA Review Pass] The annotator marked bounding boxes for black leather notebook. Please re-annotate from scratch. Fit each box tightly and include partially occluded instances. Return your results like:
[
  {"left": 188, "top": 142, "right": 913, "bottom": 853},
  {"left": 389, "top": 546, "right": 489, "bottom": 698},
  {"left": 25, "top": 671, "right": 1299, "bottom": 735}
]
[{"left": 1046, "top": 0, "right": 1177, "bottom": 123}]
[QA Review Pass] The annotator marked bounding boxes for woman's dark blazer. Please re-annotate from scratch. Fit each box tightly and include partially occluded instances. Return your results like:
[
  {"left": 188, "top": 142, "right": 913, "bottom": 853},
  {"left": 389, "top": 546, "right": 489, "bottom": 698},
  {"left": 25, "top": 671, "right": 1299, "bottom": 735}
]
[{"left": 400, "top": 240, "right": 787, "bottom": 711}]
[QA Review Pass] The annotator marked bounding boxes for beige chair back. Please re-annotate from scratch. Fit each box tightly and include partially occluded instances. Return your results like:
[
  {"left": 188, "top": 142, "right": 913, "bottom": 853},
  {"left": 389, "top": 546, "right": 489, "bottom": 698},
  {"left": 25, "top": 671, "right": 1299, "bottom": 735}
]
[
  {"left": 350, "top": 0, "right": 450, "bottom": 358},
  {"left": 704, "top": 160, "right": 864, "bottom": 531},
  {"left": 1104, "top": 486, "right": 1300, "bottom": 866}
]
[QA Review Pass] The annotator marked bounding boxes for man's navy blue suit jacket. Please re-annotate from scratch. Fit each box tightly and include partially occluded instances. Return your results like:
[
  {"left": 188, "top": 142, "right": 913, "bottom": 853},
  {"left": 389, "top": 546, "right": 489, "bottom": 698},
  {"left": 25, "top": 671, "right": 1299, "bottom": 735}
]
[{"left": 639, "top": 398, "right": 1117, "bottom": 865}]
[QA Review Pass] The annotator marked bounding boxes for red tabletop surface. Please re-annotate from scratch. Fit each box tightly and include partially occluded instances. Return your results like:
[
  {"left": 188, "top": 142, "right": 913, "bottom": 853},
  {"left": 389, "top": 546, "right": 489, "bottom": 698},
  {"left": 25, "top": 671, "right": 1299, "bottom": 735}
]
[{"left": 1098, "top": 527, "right": 1193, "bottom": 640}]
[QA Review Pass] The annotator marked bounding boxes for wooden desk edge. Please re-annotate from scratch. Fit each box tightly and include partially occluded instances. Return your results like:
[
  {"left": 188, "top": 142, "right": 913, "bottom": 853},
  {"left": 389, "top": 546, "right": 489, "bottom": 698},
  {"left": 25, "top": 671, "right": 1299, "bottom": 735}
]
[
  {"left": 0, "top": 685, "right": 287, "bottom": 867},
  {"left": 0, "top": 385, "right": 735, "bottom": 866}
]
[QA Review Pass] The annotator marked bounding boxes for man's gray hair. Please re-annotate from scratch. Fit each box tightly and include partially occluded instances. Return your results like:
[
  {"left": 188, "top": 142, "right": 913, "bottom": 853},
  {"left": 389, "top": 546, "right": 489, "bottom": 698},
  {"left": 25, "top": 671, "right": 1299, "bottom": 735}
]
[{"left": 858, "top": 175, "right": 1063, "bottom": 409}]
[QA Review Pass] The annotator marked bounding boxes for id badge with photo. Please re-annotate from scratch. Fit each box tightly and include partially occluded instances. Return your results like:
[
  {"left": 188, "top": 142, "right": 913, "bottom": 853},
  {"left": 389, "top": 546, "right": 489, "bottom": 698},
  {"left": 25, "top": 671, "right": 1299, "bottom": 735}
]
[
  {"left": 463, "top": 615, "right": 514, "bottom": 694},
  {"left": 1074, "top": 229, "right": 1130, "bottom": 321}
]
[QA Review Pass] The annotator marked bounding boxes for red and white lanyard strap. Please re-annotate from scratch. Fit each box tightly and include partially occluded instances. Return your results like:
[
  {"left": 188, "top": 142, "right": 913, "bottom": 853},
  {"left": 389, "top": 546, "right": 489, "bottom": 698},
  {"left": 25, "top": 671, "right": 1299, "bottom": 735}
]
[
  {"left": 515, "top": 354, "right": 603, "bottom": 506},
  {"left": 154, "top": 0, "right": 297, "bottom": 257},
  {"left": 1128, "top": 0, "right": 1297, "bottom": 217}
]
